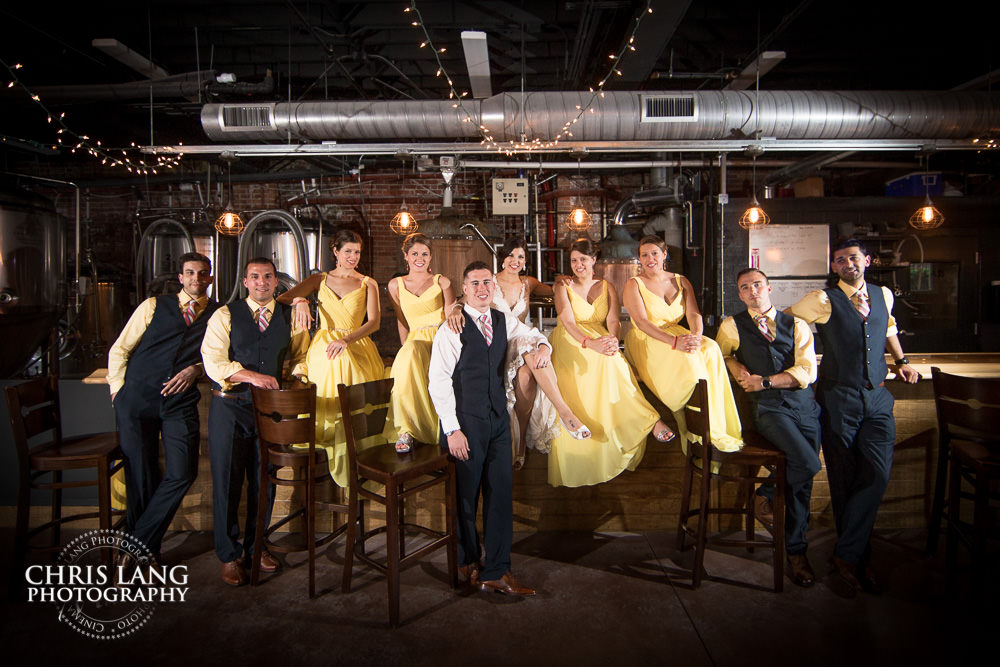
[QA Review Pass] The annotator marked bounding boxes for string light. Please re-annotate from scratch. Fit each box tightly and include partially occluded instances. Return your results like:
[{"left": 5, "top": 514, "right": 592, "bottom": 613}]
[
  {"left": 2, "top": 57, "right": 183, "bottom": 173},
  {"left": 406, "top": 0, "right": 654, "bottom": 155}
]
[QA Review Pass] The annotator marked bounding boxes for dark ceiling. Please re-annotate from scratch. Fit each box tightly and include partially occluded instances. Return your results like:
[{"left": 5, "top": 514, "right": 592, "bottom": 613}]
[{"left": 1, "top": 0, "right": 996, "bottom": 178}]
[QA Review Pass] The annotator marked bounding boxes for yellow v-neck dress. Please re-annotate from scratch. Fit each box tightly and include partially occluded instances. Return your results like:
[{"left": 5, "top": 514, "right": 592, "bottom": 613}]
[
  {"left": 547, "top": 281, "right": 660, "bottom": 487},
  {"left": 304, "top": 276, "right": 387, "bottom": 486},
  {"left": 388, "top": 274, "right": 445, "bottom": 444},
  {"left": 624, "top": 275, "right": 743, "bottom": 452}
]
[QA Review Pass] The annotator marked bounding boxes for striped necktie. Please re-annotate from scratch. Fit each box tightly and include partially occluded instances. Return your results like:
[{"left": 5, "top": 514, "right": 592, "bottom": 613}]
[
  {"left": 852, "top": 291, "right": 870, "bottom": 320},
  {"left": 755, "top": 314, "right": 774, "bottom": 342},
  {"left": 257, "top": 307, "right": 270, "bottom": 332},
  {"left": 182, "top": 300, "right": 197, "bottom": 326},
  {"left": 479, "top": 312, "right": 493, "bottom": 346}
]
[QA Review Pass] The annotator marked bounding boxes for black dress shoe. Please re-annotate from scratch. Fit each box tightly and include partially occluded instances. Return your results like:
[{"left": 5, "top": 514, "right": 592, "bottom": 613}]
[
  {"left": 858, "top": 564, "right": 883, "bottom": 595},
  {"left": 829, "top": 556, "right": 860, "bottom": 599},
  {"left": 787, "top": 553, "right": 815, "bottom": 588}
]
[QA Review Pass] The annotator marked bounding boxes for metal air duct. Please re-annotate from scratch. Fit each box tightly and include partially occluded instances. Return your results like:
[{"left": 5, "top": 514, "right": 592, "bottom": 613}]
[{"left": 202, "top": 90, "right": 999, "bottom": 143}]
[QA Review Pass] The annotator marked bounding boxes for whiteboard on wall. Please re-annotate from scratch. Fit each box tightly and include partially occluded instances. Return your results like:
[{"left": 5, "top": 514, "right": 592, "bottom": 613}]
[
  {"left": 748, "top": 224, "right": 829, "bottom": 276},
  {"left": 767, "top": 278, "right": 829, "bottom": 313}
]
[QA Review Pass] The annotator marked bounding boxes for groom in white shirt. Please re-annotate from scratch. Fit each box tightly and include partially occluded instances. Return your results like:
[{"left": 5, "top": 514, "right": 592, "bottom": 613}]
[{"left": 428, "top": 261, "right": 551, "bottom": 596}]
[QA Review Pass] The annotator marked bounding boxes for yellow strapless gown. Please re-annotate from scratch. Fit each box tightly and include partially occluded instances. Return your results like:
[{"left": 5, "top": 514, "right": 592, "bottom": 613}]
[
  {"left": 388, "top": 274, "right": 444, "bottom": 444},
  {"left": 548, "top": 282, "right": 659, "bottom": 487},
  {"left": 624, "top": 275, "right": 743, "bottom": 452},
  {"left": 301, "top": 276, "right": 387, "bottom": 486}
]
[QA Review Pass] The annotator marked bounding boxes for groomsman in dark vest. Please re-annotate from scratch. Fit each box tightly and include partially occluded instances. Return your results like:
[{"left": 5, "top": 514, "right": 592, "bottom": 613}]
[
  {"left": 201, "top": 257, "right": 309, "bottom": 586},
  {"left": 108, "top": 252, "right": 218, "bottom": 567},
  {"left": 788, "top": 239, "right": 919, "bottom": 596},
  {"left": 428, "top": 261, "right": 549, "bottom": 595},
  {"left": 717, "top": 268, "right": 821, "bottom": 587}
]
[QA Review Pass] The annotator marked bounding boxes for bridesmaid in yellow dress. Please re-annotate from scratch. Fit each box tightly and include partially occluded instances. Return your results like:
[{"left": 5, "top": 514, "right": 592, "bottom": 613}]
[
  {"left": 548, "top": 239, "right": 675, "bottom": 487},
  {"left": 623, "top": 235, "right": 743, "bottom": 452},
  {"left": 276, "top": 229, "right": 386, "bottom": 486},
  {"left": 387, "top": 233, "right": 456, "bottom": 452}
]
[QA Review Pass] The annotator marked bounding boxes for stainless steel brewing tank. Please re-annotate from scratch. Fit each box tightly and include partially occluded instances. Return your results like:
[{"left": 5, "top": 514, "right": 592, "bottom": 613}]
[{"left": 0, "top": 186, "right": 65, "bottom": 377}]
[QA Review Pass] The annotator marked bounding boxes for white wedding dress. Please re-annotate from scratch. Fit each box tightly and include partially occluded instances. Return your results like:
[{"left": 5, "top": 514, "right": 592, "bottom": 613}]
[{"left": 493, "top": 278, "right": 561, "bottom": 455}]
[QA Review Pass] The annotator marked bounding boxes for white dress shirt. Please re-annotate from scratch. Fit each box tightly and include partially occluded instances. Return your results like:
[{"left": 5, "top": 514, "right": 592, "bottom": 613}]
[{"left": 428, "top": 304, "right": 550, "bottom": 434}]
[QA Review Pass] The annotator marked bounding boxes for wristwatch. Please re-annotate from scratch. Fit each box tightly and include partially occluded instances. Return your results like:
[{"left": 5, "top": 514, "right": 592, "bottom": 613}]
[
  {"left": 761, "top": 376, "right": 772, "bottom": 390},
  {"left": 894, "top": 356, "right": 910, "bottom": 366},
  {"left": 445, "top": 429, "right": 459, "bottom": 437}
]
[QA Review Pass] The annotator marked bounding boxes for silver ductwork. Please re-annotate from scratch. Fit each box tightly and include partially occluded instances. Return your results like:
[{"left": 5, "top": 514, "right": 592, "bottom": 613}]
[{"left": 202, "top": 90, "right": 999, "bottom": 143}]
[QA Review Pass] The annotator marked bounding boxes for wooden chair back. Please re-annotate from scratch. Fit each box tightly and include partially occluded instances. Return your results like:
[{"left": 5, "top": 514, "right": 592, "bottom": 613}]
[
  {"left": 250, "top": 383, "right": 317, "bottom": 448},
  {"left": 931, "top": 366, "right": 1000, "bottom": 445},
  {"left": 5, "top": 375, "right": 62, "bottom": 461},
  {"left": 338, "top": 378, "right": 394, "bottom": 463}
]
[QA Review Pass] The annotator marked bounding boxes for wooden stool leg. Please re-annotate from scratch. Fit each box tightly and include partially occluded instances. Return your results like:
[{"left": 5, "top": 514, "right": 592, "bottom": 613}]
[
  {"left": 342, "top": 481, "right": 358, "bottom": 594},
  {"left": 445, "top": 465, "right": 458, "bottom": 588},
  {"left": 743, "top": 473, "right": 755, "bottom": 554},
  {"left": 971, "top": 467, "right": 989, "bottom": 605},
  {"left": 926, "top": 434, "right": 950, "bottom": 555},
  {"left": 692, "top": 468, "right": 710, "bottom": 588},
  {"left": 307, "top": 448, "right": 316, "bottom": 599},
  {"left": 385, "top": 480, "right": 401, "bottom": 627},
  {"left": 676, "top": 454, "right": 694, "bottom": 551},
  {"left": 772, "top": 461, "right": 786, "bottom": 593},
  {"left": 250, "top": 446, "right": 269, "bottom": 586},
  {"left": 51, "top": 471, "right": 63, "bottom": 549},
  {"left": 945, "top": 451, "right": 961, "bottom": 584}
]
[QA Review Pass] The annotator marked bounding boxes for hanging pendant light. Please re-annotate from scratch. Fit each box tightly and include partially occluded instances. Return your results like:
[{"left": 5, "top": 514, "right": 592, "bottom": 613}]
[
  {"left": 214, "top": 160, "right": 245, "bottom": 236},
  {"left": 739, "top": 193, "right": 770, "bottom": 230},
  {"left": 909, "top": 157, "right": 945, "bottom": 230},
  {"left": 390, "top": 200, "right": 419, "bottom": 235},
  {"left": 565, "top": 204, "right": 593, "bottom": 232},
  {"left": 909, "top": 195, "right": 945, "bottom": 230},
  {"left": 740, "top": 15, "right": 769, "bottom": 232}
]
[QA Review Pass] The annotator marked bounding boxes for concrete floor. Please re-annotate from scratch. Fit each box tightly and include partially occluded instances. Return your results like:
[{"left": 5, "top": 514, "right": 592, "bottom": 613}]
[{"left": 0, "top": 523, "right": 993, "bottom": 666}]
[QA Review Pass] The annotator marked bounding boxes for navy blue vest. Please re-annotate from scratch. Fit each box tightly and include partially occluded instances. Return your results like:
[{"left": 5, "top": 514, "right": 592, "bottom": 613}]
[
  {"left": 733, "top": 309, "right": 813, "bottom": 407},
  {"left": 816, "top": 284, "right": 889, "bottom": 388},
  {"left": 217, "top": 300, "right": 293, "bottom": 392},
  {"left": 452, "top": 309, "right": 508, "bottom": 420},
  {"left": 120, "top": 294, "right": 219, "bottom": 407}
]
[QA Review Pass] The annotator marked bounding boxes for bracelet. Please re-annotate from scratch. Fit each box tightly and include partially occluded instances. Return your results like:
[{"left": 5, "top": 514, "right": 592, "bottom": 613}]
[
  {"left": 292, "top": 297, "right": 307, "bottom": 305},
  {"left": 581, "top": 337, "right": 591, "bottom": 349},
  {"left": 672, "top": 336, "right": 679, "bottom": 350}
]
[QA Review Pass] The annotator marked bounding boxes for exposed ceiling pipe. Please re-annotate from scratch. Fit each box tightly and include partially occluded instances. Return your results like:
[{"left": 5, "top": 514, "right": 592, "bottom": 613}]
[
  {"left": 612, "top": 187, "right": 680, "bottom": 226},
  {"left": 762, "top": 150, "right": 856, "bottom": 188},
  {"left": 202, "top": 90, "right": 1000, "bottom": 143}
]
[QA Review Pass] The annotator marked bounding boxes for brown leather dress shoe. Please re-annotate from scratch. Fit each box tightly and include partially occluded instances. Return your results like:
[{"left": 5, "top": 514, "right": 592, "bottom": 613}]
[
  {"left": 787, "top": 553, "right": 815, "bottom": 587},
  {"left": 458, "top": 562, "right": 481, "bottom": 587},
  {"left": 221, "top": 560, "right": 247, "bottom": 587},
  {"left": 830, "top": 556, "right": 860, "bottom": 598},
  {"left": 479, "top": 572, "right": 536, "bottom": 596},
  {"left": 754, "top": 495, "right": 774, "bottom": 526},
  {"left": 253, "top": 550, "right": 282, "bottom": 573}
]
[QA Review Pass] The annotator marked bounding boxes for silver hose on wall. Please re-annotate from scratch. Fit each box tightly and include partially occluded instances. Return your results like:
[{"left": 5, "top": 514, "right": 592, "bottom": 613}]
[{"left": 135, "top": 218, "right": 195, "bottom": 297}]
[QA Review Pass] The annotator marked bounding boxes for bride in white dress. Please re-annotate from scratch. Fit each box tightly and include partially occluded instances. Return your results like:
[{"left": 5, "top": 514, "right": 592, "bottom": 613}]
[{"left": 448, "top": 237, "right": 590, "bottom": 469}]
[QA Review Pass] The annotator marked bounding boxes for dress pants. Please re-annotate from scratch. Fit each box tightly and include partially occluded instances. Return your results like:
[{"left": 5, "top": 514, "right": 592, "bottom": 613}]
[
  {"left": 816, "top": 382, "right": 895, "bottom": 564},
  {"left": 208, "top": 393, "right": 275, "bottom": 563},
  {"left": 445, "top": 409, "right": 513, "bottom": 582},
  {"left": 753, "top": 397, "right": 822, "bottom": 555},
  {"left": 115, "top": 390, "right": 200, "bottom": 554}
]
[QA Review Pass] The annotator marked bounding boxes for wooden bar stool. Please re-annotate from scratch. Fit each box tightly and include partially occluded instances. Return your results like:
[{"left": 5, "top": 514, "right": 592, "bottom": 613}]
[
  {"left": 250, "top": 383, "right": 349, "bottom": 598},
  {"left": 338, "top": 379, "right": 458, "bottom": 627},
  {"left": 4, "top": 375, "right": 125, "bottom": 600},
  {"left": 926, "top": 367, "right": 1000, "bottom": 599},
  {"left": 676, "top": 379, "right": 787, "bottom": 592}
]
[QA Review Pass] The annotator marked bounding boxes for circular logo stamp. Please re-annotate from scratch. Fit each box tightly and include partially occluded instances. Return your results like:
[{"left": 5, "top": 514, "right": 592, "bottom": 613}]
[{"left": 24, "top": 528, "right": 181, "bottom": 640}]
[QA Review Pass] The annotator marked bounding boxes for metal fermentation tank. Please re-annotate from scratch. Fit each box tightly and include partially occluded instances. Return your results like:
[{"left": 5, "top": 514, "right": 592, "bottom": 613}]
[{"left": 0, "top": 186, "right": 64, "bottom": 377}]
